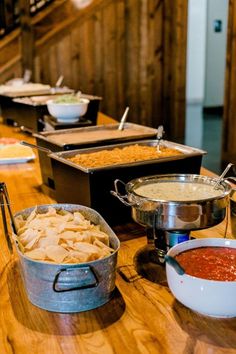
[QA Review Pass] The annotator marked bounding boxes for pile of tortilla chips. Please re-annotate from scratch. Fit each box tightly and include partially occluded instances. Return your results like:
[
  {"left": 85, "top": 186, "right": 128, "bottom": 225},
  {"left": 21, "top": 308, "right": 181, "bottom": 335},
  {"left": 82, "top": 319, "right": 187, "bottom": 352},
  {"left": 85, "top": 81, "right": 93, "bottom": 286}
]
[{"left": 14, "top": 206, "right": 114, "bottom": 264}]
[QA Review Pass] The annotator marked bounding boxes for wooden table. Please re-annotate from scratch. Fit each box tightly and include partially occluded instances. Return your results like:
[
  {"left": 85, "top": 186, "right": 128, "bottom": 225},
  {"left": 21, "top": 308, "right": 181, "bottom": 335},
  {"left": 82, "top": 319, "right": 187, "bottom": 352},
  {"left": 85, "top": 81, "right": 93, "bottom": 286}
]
[{"left": 0, "top": 119, "right": 235, "bottom": 354}]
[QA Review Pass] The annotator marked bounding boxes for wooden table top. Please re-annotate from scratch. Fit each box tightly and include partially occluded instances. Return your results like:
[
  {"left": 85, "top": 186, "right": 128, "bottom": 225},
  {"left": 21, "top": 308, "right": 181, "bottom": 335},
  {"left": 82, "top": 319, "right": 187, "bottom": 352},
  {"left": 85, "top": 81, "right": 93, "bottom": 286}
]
[{"left": 0, "top": 118, "right": 235, "bottom": 354}]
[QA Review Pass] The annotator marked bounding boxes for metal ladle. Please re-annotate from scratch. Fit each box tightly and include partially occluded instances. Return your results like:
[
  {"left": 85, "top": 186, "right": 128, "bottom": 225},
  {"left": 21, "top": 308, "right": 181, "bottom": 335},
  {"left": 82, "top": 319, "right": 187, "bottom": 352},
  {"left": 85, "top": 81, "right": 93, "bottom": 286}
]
[
  {"left": 213, "top": 162, "right": 233, "bottom": 189},
  {"left": 20, "top": 141, "right": 52, "bottom": 154}
]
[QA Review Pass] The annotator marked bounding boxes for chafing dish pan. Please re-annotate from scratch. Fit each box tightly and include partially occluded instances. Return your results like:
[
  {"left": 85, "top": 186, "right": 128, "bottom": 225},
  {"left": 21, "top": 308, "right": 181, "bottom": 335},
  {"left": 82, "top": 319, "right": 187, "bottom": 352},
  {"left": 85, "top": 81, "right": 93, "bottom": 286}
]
[
  {"left": 34, "top": 123, "right": 158, "bottom": 189},
  {"left": 49, "top": 140, "right": 206, "bottom": 225},
  {"left": 112, "top": 174, "right": 231, "bottom": 230}
]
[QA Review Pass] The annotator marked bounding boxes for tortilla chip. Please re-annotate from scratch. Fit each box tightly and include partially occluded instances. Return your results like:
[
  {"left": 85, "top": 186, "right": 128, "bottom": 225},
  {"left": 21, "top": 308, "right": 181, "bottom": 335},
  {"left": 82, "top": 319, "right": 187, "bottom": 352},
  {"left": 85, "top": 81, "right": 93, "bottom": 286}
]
[
  {"left": 25, "top": 248, "right": 46, "bottom": 260},
  {"left": 45, "top": 245, "right": 68, "bottom": 263},
  {"left": 15, "top": 206, "right": 114, "bottom": 264}
]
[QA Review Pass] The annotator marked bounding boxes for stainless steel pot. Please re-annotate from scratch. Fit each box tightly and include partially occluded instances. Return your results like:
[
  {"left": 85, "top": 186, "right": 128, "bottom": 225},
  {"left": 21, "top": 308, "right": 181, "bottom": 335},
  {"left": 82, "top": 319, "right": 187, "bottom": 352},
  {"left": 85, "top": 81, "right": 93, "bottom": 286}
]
[{"left": 111, "top": 174, "right": 232, "bottom": 230}]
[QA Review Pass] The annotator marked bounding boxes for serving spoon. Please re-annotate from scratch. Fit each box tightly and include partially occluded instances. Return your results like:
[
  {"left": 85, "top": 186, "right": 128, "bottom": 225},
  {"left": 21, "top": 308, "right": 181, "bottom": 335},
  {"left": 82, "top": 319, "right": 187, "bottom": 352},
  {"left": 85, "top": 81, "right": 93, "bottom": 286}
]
[
  {"left": 156, "top": 125, "right": 164, "bottom": 152},
  {"left": 213, "top": 162, "right": 233, "bottom": 190},
  {"left": 118, "top": 107, "right": 129, "bottom": 131},
  {"left": 20, "top": 140, "right": 52, "bottom": 154},
  {"left": 164, "top": 255, "right": 185, "bottom": 275}
]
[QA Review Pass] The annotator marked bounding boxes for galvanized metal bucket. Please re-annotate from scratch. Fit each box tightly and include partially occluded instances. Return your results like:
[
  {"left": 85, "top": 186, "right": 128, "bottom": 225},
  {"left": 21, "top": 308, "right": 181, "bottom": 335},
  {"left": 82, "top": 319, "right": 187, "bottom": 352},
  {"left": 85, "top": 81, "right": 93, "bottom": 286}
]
[{"left": 13, "top": 204, "right": 120, "bottom": 313}]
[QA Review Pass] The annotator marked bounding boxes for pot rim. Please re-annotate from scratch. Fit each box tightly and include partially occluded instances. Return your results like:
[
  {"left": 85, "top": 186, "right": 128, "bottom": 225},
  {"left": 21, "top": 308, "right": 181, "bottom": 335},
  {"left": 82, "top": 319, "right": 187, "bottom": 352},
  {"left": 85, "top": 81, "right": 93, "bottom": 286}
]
[
  {"left": 126, "top": 173, "right": 232, "bottom": 204},
  {"left": 166, "top": 237, "right": 236, "bottom": 284},
  {"left": 13, "top": 203, "right": 120, "bottom": 267}
]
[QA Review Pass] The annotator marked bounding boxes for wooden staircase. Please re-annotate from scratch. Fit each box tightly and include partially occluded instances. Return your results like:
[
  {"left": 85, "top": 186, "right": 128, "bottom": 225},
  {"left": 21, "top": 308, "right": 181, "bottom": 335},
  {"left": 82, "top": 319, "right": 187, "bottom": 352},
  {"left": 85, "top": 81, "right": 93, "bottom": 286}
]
[{"left": 0, "top": 0, "right": 69, "bottom": 83}]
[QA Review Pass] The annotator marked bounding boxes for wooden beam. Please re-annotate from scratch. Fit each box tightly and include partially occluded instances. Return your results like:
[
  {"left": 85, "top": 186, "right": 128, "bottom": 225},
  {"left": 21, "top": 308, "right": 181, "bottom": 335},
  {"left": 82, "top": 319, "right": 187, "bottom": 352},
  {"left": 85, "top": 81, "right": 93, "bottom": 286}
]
[
  {"left": 19, "top": 0, "right": 35, "bottom": 78},
  {"left": 163, "top": 0, "right": 187, "bottom": 141},
  {"left": 222, "top": 0, "right": 236, "bottom": 167}
]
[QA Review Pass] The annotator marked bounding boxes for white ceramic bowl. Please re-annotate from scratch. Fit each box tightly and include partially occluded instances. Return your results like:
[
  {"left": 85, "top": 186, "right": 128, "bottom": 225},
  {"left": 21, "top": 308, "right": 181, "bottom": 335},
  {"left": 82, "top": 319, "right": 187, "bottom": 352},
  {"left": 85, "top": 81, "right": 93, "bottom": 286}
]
[
  {"left": 166, "top": 237, "right": 236, "bottom": 318},
  {"left": 46, "top": 98, "right": 89, "bottom": 123}
]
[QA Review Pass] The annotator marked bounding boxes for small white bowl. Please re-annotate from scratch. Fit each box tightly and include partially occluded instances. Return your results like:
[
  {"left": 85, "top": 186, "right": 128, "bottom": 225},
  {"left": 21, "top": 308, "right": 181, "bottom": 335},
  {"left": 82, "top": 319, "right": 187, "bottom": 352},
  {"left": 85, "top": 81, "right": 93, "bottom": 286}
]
[
  {"left": 166, "top": 237, "right": 236, "bottom": 318},
  {"left": 46, "top": 98, "right": 89, "bottom": 123}
]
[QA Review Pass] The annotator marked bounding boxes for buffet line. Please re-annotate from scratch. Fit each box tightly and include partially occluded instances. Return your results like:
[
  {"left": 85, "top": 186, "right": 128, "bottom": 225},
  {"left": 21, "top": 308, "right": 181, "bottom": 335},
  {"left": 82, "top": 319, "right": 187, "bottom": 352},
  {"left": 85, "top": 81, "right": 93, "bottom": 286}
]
[{"left": 0, "top": 83, "right": 236, "bottom": 354}]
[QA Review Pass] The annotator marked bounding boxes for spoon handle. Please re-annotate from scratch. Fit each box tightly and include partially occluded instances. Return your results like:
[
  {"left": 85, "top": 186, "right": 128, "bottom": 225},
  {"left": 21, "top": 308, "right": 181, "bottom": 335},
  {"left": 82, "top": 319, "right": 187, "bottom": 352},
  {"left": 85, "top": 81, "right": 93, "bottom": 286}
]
[
  {"left": 20, "top": 141, "right": 52, "bottom": 154},
  {"left": 165, "top": 255, "right": 185, "bottom": 275},
  {"left": 213, "top": 162, "right": 233, "bottom": 189},
  {"left": 118, "top": 107, "right": 129, "bottom": 131}
]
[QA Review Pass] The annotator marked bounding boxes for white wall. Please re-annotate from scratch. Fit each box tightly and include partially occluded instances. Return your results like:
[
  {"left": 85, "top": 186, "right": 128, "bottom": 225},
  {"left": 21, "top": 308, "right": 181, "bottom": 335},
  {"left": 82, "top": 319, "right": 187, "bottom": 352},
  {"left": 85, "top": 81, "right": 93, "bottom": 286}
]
[
  {"left": 204, "top": 0, "right": 228, "bottom": 107},
  {"left": 186, "top": 0, "right": 207, "bottom": 104}
]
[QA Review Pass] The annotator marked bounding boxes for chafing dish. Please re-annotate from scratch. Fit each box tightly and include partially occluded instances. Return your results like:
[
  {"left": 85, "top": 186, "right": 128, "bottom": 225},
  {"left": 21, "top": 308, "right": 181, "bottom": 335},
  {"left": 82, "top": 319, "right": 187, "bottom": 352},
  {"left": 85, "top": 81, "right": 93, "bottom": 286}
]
[
  {"left": 112, "top": 174, "right": 231, "bottom": 229},
  {"left": 49, "top": 140, "right": 206, "bottom": 225},
  {"left": 34, "top": 123, "right": 158, "bottom": 189},
  {"left": 0, "top": 92, "right": 101, "bottom": 132}
]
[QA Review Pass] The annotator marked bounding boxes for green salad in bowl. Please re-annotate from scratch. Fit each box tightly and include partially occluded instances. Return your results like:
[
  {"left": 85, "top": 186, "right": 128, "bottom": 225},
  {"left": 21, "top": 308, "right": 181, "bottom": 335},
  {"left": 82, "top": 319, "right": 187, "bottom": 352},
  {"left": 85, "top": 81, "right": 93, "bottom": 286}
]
[
  {"left": 47, "top": 95, "right": 89, "bottom": 122},
  {"left": 53, "top": 95, "right": 82, "bottom": 104}
]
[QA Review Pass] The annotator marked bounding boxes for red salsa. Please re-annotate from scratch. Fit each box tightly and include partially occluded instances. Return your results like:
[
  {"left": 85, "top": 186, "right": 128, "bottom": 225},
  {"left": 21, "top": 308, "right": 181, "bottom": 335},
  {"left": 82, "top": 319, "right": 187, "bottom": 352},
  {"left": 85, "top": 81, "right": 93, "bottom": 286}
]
[{"left": 175, "top": 247, "right": 236, "bottom": 281}]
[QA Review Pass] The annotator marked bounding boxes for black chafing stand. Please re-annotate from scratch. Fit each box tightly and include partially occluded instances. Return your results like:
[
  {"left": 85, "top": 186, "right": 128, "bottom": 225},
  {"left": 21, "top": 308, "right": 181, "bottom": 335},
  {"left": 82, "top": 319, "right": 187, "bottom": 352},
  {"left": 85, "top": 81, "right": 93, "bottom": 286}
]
[{"left": 0, "top": 93, "right": 102, "bottom": 132}]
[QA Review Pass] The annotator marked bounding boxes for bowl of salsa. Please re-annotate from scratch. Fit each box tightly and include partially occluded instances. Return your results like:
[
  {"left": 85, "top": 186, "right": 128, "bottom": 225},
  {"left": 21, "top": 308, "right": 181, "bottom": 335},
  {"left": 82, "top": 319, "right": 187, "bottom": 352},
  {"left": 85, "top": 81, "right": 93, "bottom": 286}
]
[{"left": 166, "top": 237, "right": 236, "bottom": 318}]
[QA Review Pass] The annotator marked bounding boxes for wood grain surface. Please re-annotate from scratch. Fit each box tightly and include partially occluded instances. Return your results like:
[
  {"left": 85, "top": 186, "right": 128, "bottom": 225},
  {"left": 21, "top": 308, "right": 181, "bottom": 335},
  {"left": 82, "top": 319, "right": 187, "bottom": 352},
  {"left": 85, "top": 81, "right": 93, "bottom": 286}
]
[
  {"left": 0, "top": 0, "right": 188, "bottom": 140},
  {"left": 0, "top": 119, "right": 235, "bottom": 354}
]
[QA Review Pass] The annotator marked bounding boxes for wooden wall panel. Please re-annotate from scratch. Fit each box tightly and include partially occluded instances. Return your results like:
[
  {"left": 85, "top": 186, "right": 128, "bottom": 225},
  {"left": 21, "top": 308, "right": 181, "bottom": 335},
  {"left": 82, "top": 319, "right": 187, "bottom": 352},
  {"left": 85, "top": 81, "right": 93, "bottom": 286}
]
[
  {"left": 32, "top": 0, "right": 188, "bottom": 138},
  {"left": 57, "top": 35, "right": 72, "bottom": 86},
  {"left": 102, "top": 2, "right": 123, "bottom": 118},
  {"left": 222, "top": 0, "right": 236, "bottom": 167},
  {"left": 152, "top": 0, "right": 164, "bottom": 127},
  {"left": 70, "top": 26, "right": 81, "bottom": 89},
  {"left": 115, "top": 1, "right": 126, "bottom": 119},
  {"left": 93, "top": 11, "right": 104, "bottom": 99},
  {"left": 0, "top": 59, "right": 22, "bottom": 84},
  {"left": 0, "top": 29, "right": 21, "bottom": 68},
  {"left": 162, "top": 0, "right": 187, "bottom": 140},
  {"left": 0, "top": 0, "right": 188, "bottom": 140},
  {"left": 0, "top": 29, "right": 22, "bottom": 83},
  {"left": 125, "top": 0, "right": 141, "bottom": 123},
  {"left": 79, "top": 18, "right": 96, "bottom": 94}
]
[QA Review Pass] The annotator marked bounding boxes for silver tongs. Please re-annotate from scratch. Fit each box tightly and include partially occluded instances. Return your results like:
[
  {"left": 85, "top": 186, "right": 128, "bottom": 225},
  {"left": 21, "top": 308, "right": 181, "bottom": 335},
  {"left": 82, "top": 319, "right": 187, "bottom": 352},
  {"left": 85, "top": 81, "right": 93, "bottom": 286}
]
[
  {"left": 0, "top": 182, "right": 17, "bottom": 253},
  {"left": 156, "top": 125, "right": 164, "bottom": 152}
]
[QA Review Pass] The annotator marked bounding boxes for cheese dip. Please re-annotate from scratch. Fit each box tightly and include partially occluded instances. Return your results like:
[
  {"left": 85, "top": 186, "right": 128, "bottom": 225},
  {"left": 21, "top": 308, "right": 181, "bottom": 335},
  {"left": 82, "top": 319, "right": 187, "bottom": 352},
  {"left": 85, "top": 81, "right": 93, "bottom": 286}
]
[{"left": 134, "top": 182, "right": 223, "bottom": 201}]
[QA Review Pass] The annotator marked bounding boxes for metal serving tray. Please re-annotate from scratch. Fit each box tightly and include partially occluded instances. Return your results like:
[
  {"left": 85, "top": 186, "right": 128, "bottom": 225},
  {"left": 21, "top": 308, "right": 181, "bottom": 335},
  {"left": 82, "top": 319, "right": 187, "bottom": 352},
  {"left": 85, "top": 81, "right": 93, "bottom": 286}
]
[
  {"left": 34, "top": 123, "right": 158, "bottom": 189},
  {"left": 34, "top": 123, "right": 158, "bottom": 148},
  {"left": 49, "top": 140, "right": 206, "bottom": 225}
]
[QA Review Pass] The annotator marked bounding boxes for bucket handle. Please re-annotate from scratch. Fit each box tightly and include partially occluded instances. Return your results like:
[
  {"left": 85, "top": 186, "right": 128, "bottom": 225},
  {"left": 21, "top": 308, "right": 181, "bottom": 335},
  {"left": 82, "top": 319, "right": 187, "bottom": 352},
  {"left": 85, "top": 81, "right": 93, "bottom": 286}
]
[
  {"left": 0, "top": 182, "right": 17, "bottom": 253},
  {"left": 53, "top": 265, "right": 99, "bottom": 292}
]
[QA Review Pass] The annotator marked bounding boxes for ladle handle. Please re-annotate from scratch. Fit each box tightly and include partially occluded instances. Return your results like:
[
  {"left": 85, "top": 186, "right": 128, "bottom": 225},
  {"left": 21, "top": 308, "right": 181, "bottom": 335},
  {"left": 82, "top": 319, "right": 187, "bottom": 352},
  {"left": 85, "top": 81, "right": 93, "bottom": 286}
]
[
  {"left": 20, "top": 141, "right": 52, "bottom": 154},
  {"left": 164, "top": 255, "right": 185, "bottom": 275},
  {"left": 213, "top": 163, "right": 233, "bottom": 189},
  {"left": 118, "top": 107, "right": 129, "bottom": 131},
  {"left": 55, "top": 75, "right": 64, "bottom": 88}
]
